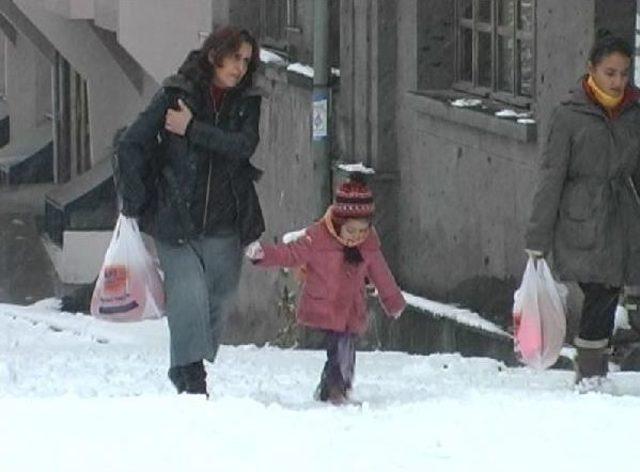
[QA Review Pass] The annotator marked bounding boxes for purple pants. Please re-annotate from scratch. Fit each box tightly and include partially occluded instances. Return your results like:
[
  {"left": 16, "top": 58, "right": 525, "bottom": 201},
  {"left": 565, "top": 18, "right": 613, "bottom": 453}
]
[{"left": 318, "top": 331, "right": 356, "bottom": 400}]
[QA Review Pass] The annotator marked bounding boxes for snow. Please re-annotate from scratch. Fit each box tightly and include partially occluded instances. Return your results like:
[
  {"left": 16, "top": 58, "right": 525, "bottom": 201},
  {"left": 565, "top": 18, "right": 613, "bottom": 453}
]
[
  {"left": 3, "top": 300, "right": 640, "bottom": 471},
  {"left": 337, "top": 162, "right": 376, "bottom": 175},
  {"left": 286, "top": 62, "right": 315, "bottom": 78},
  {"left": 282, "top": 228, "right": 306, "bottom": 244},
  {"left": 260, "top": 48, "right": 287, "bottom": 65},
  {"left": 403, "top": 291, "right": 509, "bottom": 337}
]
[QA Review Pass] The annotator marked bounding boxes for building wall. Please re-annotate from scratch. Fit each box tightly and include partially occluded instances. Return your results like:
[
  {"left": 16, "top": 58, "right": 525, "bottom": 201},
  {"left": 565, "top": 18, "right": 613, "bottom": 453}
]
[
  {"left": 225, "top": 65, "right": 322, "bottom": 344},
  {"left": 4, "top": 31, "right": 51, "bottom": 140},
  {"left": 117, "top": 0, "right": 213, "bottom": 83},
  {"left": 391, "top": 0, "right": 636, "bottom": 323},
  {"left": 11, "top": 0, "right": 158, "bottom": 165}
]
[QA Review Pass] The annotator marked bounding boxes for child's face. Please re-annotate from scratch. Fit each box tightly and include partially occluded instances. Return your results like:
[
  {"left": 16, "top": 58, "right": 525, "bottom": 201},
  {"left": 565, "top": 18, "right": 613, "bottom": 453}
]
[{"left": 339, "top": 219, "right": 371, "bottom": 247}]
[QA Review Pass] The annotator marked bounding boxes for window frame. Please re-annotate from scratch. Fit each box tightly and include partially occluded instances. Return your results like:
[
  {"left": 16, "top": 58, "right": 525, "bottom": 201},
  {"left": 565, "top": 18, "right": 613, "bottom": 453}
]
[{"left": 453, "top": 0, "right": 536, "bottom": 108}]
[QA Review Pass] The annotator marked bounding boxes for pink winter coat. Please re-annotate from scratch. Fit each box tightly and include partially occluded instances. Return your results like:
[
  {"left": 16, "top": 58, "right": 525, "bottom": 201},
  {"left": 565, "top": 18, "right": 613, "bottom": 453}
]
[{"left": 257, "top": 220, "right": 406, "bottom": 334}]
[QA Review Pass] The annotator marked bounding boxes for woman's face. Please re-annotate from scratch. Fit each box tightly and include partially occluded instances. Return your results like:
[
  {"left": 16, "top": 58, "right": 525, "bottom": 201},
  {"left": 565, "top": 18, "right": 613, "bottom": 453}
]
[
  {"left": 588, "top": 51, "right": 631, "bottom": 98},
  {"left": 339, "top": 219, "right": 371, "bottom": 247},
  {"left": 212, "top": 41, "right": 253, "bottom": 89}
]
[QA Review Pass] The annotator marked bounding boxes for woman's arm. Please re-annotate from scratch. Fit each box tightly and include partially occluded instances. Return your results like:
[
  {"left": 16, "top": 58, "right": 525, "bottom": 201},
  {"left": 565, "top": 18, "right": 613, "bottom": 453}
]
[
  {"left": 525, "top": 108, "right": 573, "bottom": 253},
  {"left": 117, "top": 89, "right": 171, "bottom": 217},
  {"left": 187, "top": 95, "right": 261, "bottom": 161}
]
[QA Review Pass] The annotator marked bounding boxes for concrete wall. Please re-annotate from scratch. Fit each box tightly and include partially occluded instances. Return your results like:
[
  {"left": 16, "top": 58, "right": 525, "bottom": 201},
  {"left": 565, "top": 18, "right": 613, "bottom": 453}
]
[
  {"left": 0, "top": 34, "right": 5, "bottom": 96},
  {"left": 390, "top": 0, "right": 637, "bottom": 325},
  {"left": 226, "top": 66, "right": 321, "bottom": 344},
  {"left": 117, "top": 0, "right": 212, "bottom": 83},
  {"left": 4, "top": 30, "right": 51, "bottom": 140},
  {"left": 10, "top": 0, "right": 158, "bottom": 165}
]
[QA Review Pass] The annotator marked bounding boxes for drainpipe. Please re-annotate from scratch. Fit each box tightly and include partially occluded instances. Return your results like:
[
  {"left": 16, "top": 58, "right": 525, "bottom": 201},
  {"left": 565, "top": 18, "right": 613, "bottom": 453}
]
[{"left": 312, "top": 0, "right": 331, "bottom": 217}]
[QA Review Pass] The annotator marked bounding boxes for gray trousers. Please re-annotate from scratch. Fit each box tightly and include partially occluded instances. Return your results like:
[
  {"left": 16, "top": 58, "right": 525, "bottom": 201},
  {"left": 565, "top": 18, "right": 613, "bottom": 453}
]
[{"left": 156, "top": 234, "right": 243, "bottom": 367}]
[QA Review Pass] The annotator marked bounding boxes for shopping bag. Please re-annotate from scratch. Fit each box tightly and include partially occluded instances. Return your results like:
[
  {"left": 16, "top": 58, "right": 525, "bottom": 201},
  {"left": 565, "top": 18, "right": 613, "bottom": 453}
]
[
  {"left": 512, "top": 258, "right": 567, "bottom": 369},
  {"left": 90, "top": 214, "right": 164, "bottom": 321}
]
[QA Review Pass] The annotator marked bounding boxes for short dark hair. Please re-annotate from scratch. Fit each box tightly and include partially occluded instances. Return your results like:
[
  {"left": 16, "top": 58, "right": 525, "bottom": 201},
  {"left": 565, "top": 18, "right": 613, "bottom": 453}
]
[
  {"left": 588, "top": 34, "right": 633, "bottom": 66},
  {"left": 179, "top": 26, "right": 260, "bottom": 90}
]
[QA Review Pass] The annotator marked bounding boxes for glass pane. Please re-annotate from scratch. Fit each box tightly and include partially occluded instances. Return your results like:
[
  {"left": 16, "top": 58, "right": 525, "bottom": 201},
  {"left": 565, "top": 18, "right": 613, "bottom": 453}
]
[
  {"left": 519, "top": 0, "right": 534, "bottom": 31},
  {"left": 478, "top": 0, "right": 492, "bottom": 22},
  {"left": 519, "top": 39, "right": 534, "bottom": 96},
  {"left": 498, "top": 0, "right": 514, "bottom": 26},
  {"left": 478, "top": 32, "right": 493, "bottom": 87},
  {"left": 458, "top": 0, "right": 473, "bottom": 19},
  {"left": 498, "top": 35, "right": 514, "bottom": 92},
  {"left": 460, "top": 27, "right": 473, "bottom": 82}
]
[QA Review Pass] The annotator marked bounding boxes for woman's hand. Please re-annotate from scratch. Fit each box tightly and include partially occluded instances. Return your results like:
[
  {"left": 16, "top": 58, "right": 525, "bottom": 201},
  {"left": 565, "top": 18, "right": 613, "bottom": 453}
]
[
  {"left": 245, "top": 241, "right": 265, "bottom": 261},
  {"left": 164, "top": 99, "right": 193, "bottom": 136}
]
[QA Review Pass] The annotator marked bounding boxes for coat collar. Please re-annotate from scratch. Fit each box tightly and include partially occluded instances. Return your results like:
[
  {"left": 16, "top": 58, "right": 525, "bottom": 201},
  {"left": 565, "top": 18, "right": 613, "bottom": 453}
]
[{"left": 565, "top": 76, "right": 640, "bottom": 119}]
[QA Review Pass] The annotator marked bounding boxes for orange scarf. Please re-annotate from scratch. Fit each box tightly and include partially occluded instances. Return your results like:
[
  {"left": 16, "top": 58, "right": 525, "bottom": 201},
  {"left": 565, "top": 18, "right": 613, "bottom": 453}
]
[
  {"left": 322, "top": 206, "right": 370, "bottom": 248},
  {"left": 586, "top": 74, "right": 623, "bottom": 111}
]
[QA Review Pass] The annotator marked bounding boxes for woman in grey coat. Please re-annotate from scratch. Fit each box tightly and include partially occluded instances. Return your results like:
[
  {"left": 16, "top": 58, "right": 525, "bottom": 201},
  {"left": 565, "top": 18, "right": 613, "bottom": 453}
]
[{"left": 526, "top": 35, "right": 640, "bottom": 388}]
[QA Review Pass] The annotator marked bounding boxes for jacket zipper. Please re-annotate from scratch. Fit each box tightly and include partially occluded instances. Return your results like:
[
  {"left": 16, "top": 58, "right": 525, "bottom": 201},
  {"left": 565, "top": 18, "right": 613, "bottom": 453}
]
[{"left": 202, "top": 93, "right": 226, "bottom": 230}]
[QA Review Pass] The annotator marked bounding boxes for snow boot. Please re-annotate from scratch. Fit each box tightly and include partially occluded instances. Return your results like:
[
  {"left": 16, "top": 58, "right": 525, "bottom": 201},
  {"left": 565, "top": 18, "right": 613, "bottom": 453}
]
[
  {"left": 167, "top": 366, "right": 187, "bottom": 394},
  {"left": 183, "top": 360, "right": 208, "bottom": 396},
  {"left": 574, "top": 338, "right": 610, "bottom": 392}
]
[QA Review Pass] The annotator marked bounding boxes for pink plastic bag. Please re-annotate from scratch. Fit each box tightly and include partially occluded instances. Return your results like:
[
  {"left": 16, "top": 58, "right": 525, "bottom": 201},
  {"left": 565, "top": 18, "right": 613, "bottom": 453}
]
[
  {"left": 90, "top": 214, "right": 164, "bottom": 322},
  {"left": 512, "top": 258, "right": 567, "bottom": 369}
]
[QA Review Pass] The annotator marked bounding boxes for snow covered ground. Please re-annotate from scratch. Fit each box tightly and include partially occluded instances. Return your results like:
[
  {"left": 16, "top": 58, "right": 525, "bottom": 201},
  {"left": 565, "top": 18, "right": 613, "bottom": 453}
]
[{"left": 2, "top": 300, "right": 640, "bottom": 471}]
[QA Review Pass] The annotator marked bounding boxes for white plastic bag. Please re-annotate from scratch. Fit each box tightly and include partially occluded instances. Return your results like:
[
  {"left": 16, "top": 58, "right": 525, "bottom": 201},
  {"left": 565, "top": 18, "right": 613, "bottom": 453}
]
[
  {"left": 90, "top": 214, "right": 164, "bottom": 321},
  {"left": 512, "top": 258, "right": 567, "bottom": 369}
]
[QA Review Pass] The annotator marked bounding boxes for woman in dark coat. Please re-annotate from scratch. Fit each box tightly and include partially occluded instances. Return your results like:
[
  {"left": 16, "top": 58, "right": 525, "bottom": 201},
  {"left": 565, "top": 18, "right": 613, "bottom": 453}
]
[
  {"left": 526, "top": 35, "right": 640, "bottom": 389},
  {"left": 117, "top": 26, "right": 264, "bottom": 396}
]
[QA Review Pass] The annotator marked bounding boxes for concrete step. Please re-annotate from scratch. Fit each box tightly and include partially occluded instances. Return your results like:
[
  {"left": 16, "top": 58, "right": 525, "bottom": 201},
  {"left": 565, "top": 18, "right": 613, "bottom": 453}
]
[
  {"left": 0, "top": 183, "right": 62, "bottom": 304},
  {"left": 0, "top": 124, "right": 53, "bottom": 185}
]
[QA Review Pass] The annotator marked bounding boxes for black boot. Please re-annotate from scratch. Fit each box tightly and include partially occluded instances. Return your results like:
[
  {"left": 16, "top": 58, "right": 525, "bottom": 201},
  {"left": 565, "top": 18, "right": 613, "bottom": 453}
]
[
  {"left": 183, "top": 360, "right": 208, "bottom": 396},
  {"left": 167, "top": 366, "right": 187, "bottom": 393},
  {"left": 574, "top": 338, "right": 610, "bottom": 392}
]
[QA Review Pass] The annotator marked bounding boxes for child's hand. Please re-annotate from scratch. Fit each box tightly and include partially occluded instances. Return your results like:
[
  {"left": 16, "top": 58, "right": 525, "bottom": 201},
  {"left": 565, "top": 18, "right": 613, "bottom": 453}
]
[
  {"left": 245, "top": 241, "right": 265, "bottom": 260},
  {"left": 390, "top": 310, "right": 403, "bottom": 320}
]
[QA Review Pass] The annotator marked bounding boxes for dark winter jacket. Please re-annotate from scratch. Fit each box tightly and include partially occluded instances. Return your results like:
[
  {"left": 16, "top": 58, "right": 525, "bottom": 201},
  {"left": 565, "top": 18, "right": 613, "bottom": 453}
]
[
  {"left": 526, "top": 81, "right": 640, "bottom": 285},
  {"left": 117, "top": 62, "right": 265, "bottom": 247}
]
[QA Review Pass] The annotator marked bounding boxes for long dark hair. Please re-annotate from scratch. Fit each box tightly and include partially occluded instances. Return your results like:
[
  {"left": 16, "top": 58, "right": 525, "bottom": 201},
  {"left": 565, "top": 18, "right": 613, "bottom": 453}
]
[{"left": 179, "top": 26, "right": 260, "bottom": 90}]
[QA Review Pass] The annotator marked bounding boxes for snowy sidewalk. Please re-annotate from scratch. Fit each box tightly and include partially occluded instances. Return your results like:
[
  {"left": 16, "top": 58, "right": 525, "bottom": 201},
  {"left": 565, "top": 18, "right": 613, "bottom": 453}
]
[{"left": 2, "top": 300, "right": 640, "bottom": 471}]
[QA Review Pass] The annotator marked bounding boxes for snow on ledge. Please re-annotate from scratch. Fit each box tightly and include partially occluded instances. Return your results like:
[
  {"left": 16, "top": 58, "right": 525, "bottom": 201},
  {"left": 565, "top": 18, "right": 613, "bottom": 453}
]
[
  {"left": 282, "top": 229, "right": 306, "bottom": 244},
  {"left": 337, "top": 163, "right": 375, "bottom": 175},
  {"left": 260, "top": 48, "right": 287, "bottom": 65},
  {"left": 402, "top": 291, "right": 510, "bottom": 338}
]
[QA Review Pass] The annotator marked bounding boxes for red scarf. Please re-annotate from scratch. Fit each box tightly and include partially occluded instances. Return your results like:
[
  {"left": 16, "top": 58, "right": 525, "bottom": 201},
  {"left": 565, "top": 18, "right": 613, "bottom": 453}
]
[{"left": 210, "top": 83, "right": 227, "bottom": 111}]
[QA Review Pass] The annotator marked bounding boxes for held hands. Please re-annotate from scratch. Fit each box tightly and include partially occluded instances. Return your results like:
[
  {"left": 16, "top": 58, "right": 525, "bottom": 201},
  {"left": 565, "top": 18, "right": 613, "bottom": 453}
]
[
  {"left": 390, "top": 310, "right": 403, "bottom": 320},
  {"left": 164, "top": 99, "right": 193, "bottom": 136},
  {"left": 245, "top": 241, "right": 265, "bottom": 261}
]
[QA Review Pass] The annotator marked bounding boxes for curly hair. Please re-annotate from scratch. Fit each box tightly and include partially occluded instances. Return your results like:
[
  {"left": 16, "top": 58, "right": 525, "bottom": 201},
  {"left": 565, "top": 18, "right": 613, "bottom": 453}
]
[{"left": 178, "top": 26, "right": 259, "bottom": 91}]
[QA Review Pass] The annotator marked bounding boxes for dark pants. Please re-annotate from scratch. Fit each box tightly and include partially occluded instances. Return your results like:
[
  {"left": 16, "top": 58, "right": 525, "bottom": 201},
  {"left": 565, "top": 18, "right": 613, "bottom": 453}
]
[
  {"left": 318, "top": 331, "right": 356, "bottom": 401},
  {"left": 578, "top": 283, "right": 621, "bottom": 342}
]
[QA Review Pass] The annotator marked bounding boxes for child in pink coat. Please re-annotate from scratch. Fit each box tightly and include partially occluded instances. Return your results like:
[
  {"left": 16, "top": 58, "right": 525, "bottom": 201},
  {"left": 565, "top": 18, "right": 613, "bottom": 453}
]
[{"left": 246, "top": 175, "right": 406, "bottom": 404}]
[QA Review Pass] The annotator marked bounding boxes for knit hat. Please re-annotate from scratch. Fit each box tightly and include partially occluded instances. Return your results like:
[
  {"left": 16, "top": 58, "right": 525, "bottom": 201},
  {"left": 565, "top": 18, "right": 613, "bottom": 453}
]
[{"left": 332, "top": 176, "right": 375, "bottom": 219}]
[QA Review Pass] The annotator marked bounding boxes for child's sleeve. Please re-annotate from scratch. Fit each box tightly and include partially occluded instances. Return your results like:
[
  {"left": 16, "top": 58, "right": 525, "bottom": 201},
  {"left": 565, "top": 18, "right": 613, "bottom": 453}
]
[
  {"left": 366, "top": 249, "right": 406, "bottom": 317},
  {"left": 254, "top": 233, "right": 314, "bottom": 268}
]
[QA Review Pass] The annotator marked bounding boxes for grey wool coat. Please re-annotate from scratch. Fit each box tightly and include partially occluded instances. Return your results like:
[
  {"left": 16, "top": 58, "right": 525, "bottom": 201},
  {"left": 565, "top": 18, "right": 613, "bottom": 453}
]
[{"left": 526, "top": 82, "right": 640, "bottom": 286}]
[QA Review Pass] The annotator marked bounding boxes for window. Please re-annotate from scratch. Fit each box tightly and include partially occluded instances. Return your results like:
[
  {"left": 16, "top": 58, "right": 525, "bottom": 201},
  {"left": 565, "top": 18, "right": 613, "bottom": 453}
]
[
  {"left": 455, "top": 0, "right": 535, "bottom": 106},
  {"left": 260, "top": 0, "right": 288, "bottom": 51},
  {"left": 259, "top": 0, "right": 340, "bottom": 69}
]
